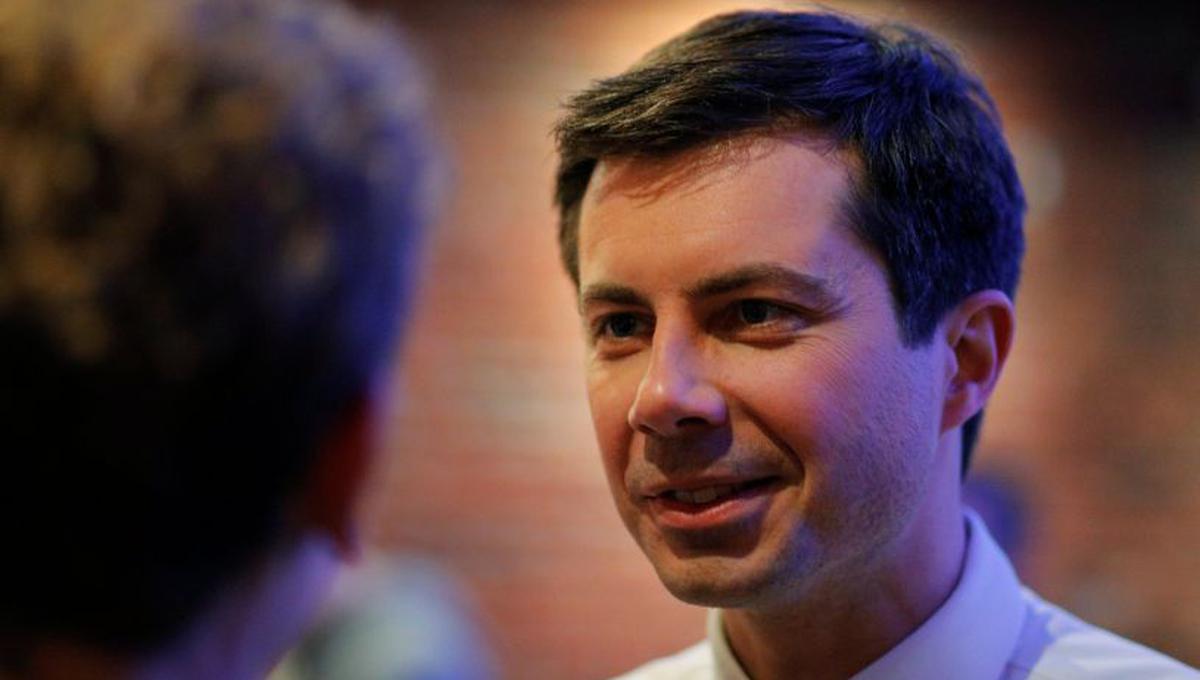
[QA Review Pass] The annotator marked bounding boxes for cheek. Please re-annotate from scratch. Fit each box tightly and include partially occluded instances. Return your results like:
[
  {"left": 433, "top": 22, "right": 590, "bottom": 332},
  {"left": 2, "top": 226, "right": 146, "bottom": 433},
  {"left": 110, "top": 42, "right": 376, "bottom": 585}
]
[
  {"left": 586, "top": 364, "right": 639, "bottom": 484},
  {"left": 739, "top": 340, "right": 936, "bottom": 479},
  {"left": 737, "top": 343, "right": 879, "bottom": 452},
  {"left": 799, "top": 343, "right": 943, "bottom": 499}
]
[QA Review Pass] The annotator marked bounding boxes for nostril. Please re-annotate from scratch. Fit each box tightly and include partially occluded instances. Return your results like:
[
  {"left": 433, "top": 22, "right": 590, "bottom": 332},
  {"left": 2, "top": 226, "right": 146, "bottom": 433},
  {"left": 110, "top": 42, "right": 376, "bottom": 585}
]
[
  {"left": 635, "top": 423, "right": 658, "bottom": 436},
  {"left": 675, "top": 416, "right": 709, "bottom": 429}
]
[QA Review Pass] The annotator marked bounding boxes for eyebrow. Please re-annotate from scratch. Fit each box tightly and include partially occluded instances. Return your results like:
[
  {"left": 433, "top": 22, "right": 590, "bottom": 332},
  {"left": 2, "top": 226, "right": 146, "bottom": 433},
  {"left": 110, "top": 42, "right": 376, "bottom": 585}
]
[
  {"left": 579, "top": 282, "right": 649, "bottom": 312},
  {"left": 685, "top": 263, "right": 841, "bottom": 307},
  {"left": 579, "top": 263, "right": 842, "bottom": 312}
]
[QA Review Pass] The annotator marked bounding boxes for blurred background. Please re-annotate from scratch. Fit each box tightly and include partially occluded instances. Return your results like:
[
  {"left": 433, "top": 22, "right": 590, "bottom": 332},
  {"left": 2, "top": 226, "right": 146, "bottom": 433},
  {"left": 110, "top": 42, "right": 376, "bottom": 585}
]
[{"left": 351, "top": 1, "right": 1200, "bottom": 677}]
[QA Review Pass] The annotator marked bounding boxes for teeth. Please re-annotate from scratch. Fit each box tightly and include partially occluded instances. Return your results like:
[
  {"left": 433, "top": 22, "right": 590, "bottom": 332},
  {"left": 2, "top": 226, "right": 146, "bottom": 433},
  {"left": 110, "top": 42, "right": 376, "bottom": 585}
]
[{"left": 671, "top": 484, "right": 735, "bottom": 504}]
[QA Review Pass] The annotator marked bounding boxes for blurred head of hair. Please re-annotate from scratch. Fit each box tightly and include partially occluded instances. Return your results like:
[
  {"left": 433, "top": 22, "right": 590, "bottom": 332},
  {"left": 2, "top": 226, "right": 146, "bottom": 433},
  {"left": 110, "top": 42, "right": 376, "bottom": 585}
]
[{"left": 0, "top": 0, "right": 438, "bottom": 660}]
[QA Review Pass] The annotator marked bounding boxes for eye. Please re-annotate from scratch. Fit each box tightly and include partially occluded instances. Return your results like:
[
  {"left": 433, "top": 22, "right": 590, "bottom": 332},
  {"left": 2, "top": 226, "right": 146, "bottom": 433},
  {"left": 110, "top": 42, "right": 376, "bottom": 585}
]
[
  {"left": 716, "top": 299, "right": 808, "bottom": 343},
  {"left": 602, "top": 312, "right": 643, "bottom": 338},
  {"left": 592, "top": 312, "right": 653, "bottom": 342},
  {"left": 737, "top": 299, "right": 779, "bottom": 325},
  {"left": 589, "top": 311, "right": 653, "bottom": 358}
]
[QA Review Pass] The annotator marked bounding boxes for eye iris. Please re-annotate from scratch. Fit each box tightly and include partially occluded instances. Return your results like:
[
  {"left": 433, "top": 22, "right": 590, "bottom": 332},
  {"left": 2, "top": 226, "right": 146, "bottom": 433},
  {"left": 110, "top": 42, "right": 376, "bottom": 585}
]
[
  {"left": 740, "top": 300, "right": 771, "bottom": 324},
  {"left": 608, "top": 315, "right": 638, "bottom": 337}
]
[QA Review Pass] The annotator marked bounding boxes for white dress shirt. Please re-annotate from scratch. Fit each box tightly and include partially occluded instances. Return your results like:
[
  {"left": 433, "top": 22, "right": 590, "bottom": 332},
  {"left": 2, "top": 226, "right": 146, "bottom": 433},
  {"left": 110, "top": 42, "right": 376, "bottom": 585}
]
[{"left": 614, "top": 511, "right": 1198, "bottom": 679}]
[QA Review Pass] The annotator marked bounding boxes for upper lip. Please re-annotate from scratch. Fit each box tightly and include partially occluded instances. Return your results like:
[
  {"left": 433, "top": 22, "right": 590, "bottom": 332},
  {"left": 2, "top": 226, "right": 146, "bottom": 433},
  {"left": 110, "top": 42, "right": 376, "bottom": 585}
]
[{"left": 642, "top": 475, "right": 777, "bottom": 499}]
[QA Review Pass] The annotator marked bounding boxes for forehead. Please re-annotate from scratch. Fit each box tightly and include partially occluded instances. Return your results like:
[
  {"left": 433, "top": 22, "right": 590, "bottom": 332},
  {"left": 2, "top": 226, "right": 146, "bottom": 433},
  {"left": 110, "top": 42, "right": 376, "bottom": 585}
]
[{"left": 577, "top": 134, "right": 872, "bottom": 294}]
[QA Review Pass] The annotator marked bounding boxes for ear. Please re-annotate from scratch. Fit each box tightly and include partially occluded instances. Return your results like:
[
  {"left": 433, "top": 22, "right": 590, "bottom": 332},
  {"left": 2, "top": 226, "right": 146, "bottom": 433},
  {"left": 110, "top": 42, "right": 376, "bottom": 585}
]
[
  {"left": 294, "top": 393, "right": 375, "bottom": 561},
  {"left": 939, "top": 290, "right": 1015, "bottom": 433}
]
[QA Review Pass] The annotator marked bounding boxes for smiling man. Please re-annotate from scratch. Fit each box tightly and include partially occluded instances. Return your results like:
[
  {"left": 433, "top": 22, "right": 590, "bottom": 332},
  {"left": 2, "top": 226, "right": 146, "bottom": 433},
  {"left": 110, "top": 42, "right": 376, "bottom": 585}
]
[{"left": 553, "top": 10, "right": 1198, "bottom": 680}]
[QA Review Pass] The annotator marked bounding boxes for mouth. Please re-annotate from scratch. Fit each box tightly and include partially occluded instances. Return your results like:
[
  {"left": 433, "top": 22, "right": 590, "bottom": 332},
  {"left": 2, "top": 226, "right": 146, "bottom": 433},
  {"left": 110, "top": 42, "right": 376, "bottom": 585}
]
[
  {"left": 654, "top": 478, "right": 775, "bottom": 506},
  {"left": 644, "top": 477, "right": 779, "bottom": 530}
]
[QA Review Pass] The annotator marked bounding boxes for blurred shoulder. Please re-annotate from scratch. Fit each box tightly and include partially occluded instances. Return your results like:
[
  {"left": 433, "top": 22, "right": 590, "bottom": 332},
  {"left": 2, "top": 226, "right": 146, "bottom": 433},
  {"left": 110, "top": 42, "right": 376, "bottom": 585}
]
[{"left": 1008, "top": 588, "right": 1200, "bottom": 679}]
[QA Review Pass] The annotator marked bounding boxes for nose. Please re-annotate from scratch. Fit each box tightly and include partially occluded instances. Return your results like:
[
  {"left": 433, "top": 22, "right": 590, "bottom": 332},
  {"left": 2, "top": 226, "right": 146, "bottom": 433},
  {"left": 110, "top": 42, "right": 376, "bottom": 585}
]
[{"left": 628, "top": 334, "right": 727, "bottom": 437}]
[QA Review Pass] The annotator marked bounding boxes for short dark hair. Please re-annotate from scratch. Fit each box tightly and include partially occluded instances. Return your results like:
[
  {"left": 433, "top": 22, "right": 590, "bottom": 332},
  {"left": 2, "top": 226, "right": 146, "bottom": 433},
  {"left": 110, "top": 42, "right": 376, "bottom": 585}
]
[
  {"left": 554, "top": 10, "right": 1024, "bottom": 469},
  {"left": 0, "top": 0, "right": 435, "bottom": 654}
]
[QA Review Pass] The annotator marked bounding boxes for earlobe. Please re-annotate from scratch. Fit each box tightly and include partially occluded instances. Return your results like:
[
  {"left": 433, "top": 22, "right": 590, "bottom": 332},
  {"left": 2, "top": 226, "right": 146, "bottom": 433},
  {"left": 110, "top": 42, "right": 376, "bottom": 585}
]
[
  {"left": 295, "top": 394, "right": 375, "bottom": 561},
  {"left": 940, "top": 290, "right": 1015, "bottom": 433}
]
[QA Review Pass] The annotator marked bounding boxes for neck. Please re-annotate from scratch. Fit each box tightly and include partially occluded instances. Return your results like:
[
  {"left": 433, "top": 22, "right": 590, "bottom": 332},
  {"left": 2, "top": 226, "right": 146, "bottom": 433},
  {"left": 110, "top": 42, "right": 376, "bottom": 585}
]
[{"left": 723, "top": 500, "right": 967, "bottom": 680}]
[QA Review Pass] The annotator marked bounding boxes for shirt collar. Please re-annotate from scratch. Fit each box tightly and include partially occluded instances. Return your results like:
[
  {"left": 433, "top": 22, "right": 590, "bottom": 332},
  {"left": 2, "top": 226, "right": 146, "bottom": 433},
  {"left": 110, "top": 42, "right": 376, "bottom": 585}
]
[
  {"left": 707, "top": 510, "right": 1026, "bottom": 680},
  {"left": 708, "top": 605, "right": 750, "bottom": 680}
]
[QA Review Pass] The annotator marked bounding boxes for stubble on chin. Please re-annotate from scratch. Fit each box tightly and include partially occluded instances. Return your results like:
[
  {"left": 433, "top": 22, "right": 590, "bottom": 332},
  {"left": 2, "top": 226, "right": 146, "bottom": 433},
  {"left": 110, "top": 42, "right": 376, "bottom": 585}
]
[{"left": 643, "top": 522, "right": 833, "bottom": 611}]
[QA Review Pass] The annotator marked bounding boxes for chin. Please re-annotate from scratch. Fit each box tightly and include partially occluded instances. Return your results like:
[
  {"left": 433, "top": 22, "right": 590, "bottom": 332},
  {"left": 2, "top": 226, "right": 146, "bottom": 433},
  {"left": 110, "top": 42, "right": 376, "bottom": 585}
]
[{"left": 652, "top": 553, "right": 781, "bottom": 609}]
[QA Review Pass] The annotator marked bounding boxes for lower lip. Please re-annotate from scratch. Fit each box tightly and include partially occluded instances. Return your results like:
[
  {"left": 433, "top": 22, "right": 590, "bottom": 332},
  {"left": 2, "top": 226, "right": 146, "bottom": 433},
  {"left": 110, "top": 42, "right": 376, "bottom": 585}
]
[{"left": 646, "top": 480, "right": 778, "bottom": 532}]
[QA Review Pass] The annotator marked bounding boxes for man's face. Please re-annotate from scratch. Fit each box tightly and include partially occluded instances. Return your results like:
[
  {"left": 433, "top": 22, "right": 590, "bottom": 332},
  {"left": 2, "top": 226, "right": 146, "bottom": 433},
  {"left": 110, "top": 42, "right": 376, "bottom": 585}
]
[{"left": 576, "top": 135, "right": 954, "bottom": 611}]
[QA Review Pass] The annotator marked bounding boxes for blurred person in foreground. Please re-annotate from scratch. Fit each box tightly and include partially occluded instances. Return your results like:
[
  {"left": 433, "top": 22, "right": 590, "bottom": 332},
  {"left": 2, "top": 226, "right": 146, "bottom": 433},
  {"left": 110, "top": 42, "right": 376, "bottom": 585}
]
[
  {"left": 554, "top": 10, "right": 1198, "bottom": 679},
  {"left": 0, "top": 0, "right": 440, "bottom": 677}
]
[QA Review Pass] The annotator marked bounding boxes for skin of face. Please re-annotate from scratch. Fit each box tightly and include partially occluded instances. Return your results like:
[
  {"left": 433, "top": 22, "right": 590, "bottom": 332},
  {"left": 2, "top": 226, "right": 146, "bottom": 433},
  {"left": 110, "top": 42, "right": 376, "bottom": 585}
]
[{"left": 576, "top": 134, "right": 967, "bottom": 622}]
